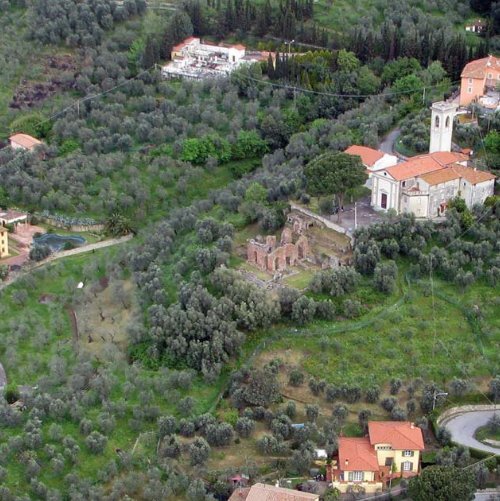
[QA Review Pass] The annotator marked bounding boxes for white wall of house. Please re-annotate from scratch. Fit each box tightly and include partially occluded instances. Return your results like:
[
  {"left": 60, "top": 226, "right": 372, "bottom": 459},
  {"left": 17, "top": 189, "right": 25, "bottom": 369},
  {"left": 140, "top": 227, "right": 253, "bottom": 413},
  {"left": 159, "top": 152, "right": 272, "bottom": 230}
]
[
  {"left": 401, "top": 193, "right": 429, "bottom": 218},
  {"left": 460, "top": 179, "right": 495, "bottom": 208},
  {"left": 426, "top": 179, "right": 460, "bottom": 217},
  {"left": 371, "top": 172, "right": 399, "bottom": 211},
  {"left": 9, "top": 140, "right": 25, "bottom": 150}
]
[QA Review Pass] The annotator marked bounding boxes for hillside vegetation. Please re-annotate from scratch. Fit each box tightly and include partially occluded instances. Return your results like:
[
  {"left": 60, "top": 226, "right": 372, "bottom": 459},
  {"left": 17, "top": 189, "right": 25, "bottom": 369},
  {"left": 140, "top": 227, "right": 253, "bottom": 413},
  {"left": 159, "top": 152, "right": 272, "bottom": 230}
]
[{"left": 0, "top": 0, "right": 499, "bottom": 499}]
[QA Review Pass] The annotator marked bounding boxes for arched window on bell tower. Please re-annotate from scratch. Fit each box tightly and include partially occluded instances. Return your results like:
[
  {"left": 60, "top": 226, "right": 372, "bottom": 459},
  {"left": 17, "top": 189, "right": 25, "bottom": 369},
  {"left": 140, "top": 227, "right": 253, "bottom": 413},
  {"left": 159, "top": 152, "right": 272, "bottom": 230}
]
[
  {"left": 435, "top": 116, "right": 440, "bottom": 128},
  {"left": 445, "top": 116, "right": 450, "bottom": 128}
]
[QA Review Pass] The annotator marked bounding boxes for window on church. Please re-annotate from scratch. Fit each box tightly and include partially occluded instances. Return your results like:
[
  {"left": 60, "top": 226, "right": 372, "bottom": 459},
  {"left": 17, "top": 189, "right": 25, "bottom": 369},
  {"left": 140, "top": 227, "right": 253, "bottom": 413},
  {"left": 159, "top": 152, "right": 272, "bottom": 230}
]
[
  {"left": 435, "top": 116, "right": 440, "bottom": 128},
  {"left": 468, "top": 78, "right": 472, "bottom": 83},
  {"left": 467, "top": 87, "right": 472, "bottom": 93},
  {"left": 445, "top": 117, "right": 450, "bottom": 128}
]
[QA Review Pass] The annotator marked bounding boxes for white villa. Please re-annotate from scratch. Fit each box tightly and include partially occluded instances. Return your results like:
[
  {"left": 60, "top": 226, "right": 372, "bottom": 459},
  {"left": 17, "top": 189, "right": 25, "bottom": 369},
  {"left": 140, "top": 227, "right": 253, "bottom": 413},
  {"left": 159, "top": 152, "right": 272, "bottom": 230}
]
[
  {"left": 162, "top": 37, "right": 268, "bottom": 80},
  {"left": 347, "top": 100, "right": 496, "bottom": 219}
]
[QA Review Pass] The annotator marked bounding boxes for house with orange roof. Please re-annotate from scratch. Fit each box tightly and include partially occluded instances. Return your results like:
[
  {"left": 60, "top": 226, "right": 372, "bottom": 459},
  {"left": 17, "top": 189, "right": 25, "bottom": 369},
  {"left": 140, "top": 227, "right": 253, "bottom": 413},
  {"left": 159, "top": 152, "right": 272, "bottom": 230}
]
[
  {"left": 460, "top": 55, "right": 500, "bottom": 107},
  {"left": 228, "top": 482, "right": 319, "bottom": 501},
  {"left": 163, "top": 37, "right": 266, "bottom": 80},
  {"left": 9, "top": 133, "right": 43, "bottom": 152},
  {"left": 327, "top": 421, "right": 424, "bottom": 494}
]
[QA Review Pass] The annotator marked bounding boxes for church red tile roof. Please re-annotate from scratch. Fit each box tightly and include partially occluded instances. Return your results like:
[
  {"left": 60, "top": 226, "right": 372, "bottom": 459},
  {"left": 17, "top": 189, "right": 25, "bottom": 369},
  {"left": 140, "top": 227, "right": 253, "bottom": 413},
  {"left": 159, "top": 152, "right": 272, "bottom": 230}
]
[
  {"left": 384, "top": 152, "right": 467, "bottom": 181},
  {"left": 368, "top": 421, "right": 424, "bottom": 450},
  {"left": 345, "top": 145, "right": 385, "bottom": 167}
]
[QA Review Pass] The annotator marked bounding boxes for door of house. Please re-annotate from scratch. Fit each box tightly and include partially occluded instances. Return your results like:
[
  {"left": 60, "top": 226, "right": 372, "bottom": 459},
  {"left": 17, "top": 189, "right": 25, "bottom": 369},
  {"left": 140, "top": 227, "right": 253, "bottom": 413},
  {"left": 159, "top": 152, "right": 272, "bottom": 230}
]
[{"left": 381, "top": 193, "right": 388, "bottom": 209}]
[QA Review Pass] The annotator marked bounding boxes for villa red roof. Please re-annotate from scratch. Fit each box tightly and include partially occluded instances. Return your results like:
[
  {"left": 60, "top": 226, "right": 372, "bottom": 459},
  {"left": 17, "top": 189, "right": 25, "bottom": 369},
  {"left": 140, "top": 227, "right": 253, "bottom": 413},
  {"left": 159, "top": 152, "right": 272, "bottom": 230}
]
[
  {"left": 345, "top": 145, "right": 385, "bottom": 167},
  {"left": 461, "top": 55, "right": 500, "bottom": 79},
  {"left": 172, "top": 36, "right": 197, "bottom": 52},
  {"left": 338, "top": 437, "right": 379, "bottom": 472},
  {"left": 368, "top": 421, "right": 424, "bottom": 450}
]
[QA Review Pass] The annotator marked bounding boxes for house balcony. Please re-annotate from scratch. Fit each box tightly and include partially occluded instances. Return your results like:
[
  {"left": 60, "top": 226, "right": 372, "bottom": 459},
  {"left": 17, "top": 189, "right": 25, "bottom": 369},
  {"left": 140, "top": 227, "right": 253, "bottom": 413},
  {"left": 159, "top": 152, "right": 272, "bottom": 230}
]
[{"left": 331, "top": 480, "right": 384, "bottom": 494}]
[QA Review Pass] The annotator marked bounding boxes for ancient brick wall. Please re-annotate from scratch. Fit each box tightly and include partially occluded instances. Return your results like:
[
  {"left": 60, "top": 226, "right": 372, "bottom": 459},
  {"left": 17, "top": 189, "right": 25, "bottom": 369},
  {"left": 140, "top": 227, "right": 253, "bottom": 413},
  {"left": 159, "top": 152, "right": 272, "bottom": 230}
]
[{"left": 247, "top": 232, "right": 310, "bottom": 272}]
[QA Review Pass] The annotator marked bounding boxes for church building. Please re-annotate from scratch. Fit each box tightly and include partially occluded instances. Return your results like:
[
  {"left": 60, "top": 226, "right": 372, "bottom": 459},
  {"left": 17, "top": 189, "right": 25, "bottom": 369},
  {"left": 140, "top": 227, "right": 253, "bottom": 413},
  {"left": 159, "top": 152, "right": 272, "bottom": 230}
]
[{"left": 368, "top": 101, "right": 495, "bottom": 218}]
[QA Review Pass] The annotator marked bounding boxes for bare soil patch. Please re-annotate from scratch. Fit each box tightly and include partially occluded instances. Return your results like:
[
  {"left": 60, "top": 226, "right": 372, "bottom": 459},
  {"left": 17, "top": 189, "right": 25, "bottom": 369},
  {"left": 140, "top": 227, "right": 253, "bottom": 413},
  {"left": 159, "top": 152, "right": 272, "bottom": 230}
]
[
  {"left": 10, "top": 54, "right": 78, "bottom": 108},
  {"left": 75, "top": 279, "right": 136, "bottom": 360}
]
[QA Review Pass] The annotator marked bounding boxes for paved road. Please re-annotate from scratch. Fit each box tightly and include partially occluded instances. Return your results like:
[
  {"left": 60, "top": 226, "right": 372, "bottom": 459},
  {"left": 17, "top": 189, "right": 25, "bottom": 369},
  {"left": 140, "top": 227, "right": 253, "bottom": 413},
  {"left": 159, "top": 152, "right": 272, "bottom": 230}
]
[
  {"left": 0, "top": 362, "right": 6, "bottom": 389},
  {"left": 443, "top": 409, "right": 500, "bottom": 455},
  {"left": 378, "top": 128, "right": 400, "bottom": 155},
  {"left": 474, "top": 490, "right": 500, "bottom": 500}
]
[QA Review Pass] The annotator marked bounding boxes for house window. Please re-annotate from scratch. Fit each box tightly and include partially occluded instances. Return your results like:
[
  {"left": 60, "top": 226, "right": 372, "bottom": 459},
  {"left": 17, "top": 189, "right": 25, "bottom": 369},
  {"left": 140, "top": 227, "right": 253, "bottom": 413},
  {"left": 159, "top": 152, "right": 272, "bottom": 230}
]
[
  {"left": 468, "top": 87, "right": 472, "bottom": 93},
  {"left": 348, "top": 471, "right": 364, "bottom": 482},
  {"left": 402, "top": 181, "right": 406, "bottom": 187},
  {"left": 403, "top": 450, "right": 414, "bottom": 457},
  {"left": 385, "top": 457, "right": 393, "bottom": 466},
  {"left": 402, "top": 461, "right": 413, "bottom": 472},
  {"left": 468, "top": 78, "right": 472, "bottom": 84},
  {"left": 488, "top": 73, "right": 492, "bottom": 79}
]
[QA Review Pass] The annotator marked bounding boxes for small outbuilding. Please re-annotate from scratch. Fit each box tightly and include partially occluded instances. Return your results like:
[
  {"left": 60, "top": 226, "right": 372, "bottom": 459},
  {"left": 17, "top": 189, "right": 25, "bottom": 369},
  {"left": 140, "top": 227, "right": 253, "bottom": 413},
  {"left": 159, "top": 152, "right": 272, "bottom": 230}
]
[{"left": 9, "top": 133, "right": 43, "bottom": 151}]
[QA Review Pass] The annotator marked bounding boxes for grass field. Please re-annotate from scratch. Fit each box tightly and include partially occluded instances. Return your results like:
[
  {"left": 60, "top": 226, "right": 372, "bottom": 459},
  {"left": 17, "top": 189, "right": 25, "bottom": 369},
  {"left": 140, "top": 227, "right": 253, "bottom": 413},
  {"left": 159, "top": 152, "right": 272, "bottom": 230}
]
[{"left": 250, "top": 277, "right": 499, "bottom": 388}]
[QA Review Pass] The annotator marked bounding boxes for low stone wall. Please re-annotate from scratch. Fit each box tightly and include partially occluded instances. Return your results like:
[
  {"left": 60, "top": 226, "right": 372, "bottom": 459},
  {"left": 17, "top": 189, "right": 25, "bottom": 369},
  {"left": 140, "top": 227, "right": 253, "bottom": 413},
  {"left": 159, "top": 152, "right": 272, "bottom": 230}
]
[
  {"left": 38, "top": 217, "right": 104, "bottom": 233},
  {"left": 289, "top": 203, "right": 354, "bottom": 241},
  {"left": 437, "top": 404, "right": 498, "bottom": 426}
]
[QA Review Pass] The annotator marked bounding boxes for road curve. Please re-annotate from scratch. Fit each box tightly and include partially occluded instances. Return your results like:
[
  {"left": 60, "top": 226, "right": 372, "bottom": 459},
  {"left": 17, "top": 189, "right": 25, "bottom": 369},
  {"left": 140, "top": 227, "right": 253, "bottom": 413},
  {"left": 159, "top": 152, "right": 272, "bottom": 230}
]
[
  {"left": 442, "top": 409, "right": 500, "bottom": 455},
  {"left": 378, "top": 128, "right": 400, "bottom": 155}
]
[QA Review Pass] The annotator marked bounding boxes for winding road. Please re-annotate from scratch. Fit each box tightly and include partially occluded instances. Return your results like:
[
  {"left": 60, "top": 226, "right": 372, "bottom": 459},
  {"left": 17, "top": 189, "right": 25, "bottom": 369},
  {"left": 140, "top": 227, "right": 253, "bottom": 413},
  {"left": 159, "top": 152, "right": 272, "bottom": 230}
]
[
  {"left": 441, "top": 407, "right": 500, "bottom": 455},
  {"left": 378, "top": 128, "right": 401, "bottom": 155}
]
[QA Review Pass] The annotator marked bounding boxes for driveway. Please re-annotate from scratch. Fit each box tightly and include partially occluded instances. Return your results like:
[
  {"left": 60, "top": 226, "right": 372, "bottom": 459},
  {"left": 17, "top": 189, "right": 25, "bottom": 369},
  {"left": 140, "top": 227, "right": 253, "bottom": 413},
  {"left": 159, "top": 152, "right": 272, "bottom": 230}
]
[
  {"left": 331, "top": 196, "right": 384, "bottom": 234},
  {"left": 442, "top": 409, "right": 500, "bottom": 455},
  {"left": 378, "top": 128, "right": 400, "bottom": 155}
]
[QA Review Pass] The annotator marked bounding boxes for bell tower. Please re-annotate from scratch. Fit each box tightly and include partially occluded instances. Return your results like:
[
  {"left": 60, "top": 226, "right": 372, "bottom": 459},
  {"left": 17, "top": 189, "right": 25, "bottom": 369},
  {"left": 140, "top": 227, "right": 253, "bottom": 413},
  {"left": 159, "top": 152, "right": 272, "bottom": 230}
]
[{"left": 429, "top": 101, "right": 458, "bottom": 153}]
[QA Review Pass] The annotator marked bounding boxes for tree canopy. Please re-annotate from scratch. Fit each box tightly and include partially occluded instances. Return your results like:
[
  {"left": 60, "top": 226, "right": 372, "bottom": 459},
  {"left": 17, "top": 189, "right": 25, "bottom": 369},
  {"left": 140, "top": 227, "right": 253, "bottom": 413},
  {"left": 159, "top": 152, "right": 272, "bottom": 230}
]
[
  {"left": 408, "top": 465, "right": 476, "bottom": 501},
  {"left": 304, "top": 152, "right": 367, "bottom": 220}
]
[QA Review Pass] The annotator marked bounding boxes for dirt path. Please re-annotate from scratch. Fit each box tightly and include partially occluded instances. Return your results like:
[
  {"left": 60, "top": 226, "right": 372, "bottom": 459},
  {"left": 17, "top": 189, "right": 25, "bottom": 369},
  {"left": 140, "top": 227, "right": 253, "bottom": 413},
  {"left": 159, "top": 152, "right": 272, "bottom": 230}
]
[{"left": 0, "top": 234, "right": 133, "bottom": 291}]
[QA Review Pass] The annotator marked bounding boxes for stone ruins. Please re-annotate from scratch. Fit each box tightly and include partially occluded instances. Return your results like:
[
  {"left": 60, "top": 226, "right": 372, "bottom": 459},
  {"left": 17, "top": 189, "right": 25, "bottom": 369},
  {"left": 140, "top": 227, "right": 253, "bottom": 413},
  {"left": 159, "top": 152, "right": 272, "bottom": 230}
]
[
  {"left": 247, "top": 217, "right": 311, "bottom": 273},
  {"left": 246, "top": 213, "right": 352, "bottom": 274}
]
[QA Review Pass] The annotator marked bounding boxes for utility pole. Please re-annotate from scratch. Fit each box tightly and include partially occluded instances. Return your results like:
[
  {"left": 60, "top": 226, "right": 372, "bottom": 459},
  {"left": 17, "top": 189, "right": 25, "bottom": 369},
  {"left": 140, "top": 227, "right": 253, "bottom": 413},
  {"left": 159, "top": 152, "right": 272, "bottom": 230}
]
[{"left": 432, "top": 391, "right": 448, "bottom": 411}]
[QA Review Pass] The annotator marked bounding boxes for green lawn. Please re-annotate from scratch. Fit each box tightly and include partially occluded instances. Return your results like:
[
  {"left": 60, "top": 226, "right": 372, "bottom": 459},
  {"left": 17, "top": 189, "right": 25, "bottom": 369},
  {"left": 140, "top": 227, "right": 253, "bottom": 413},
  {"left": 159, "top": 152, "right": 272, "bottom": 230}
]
[
  {"left": 250, "top": 277, "right": 499, "bottom": 388},
  {"left": 475, "top": 425, "right": 500, "bottom": 444}
]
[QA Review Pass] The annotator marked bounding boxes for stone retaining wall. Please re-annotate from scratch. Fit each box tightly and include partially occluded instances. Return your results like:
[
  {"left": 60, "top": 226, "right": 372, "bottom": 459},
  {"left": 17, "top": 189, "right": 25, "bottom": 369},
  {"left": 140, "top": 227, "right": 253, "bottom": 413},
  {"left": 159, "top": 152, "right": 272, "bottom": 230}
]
[
  {"left": 38, "top": 217, "right": 104, "bottom": 233},
  {"left": 437, "top": 404, "right": 499, "bottom": 426},
  {"left": 289, "top": 203, "right": 354, "bottom": 241}
]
